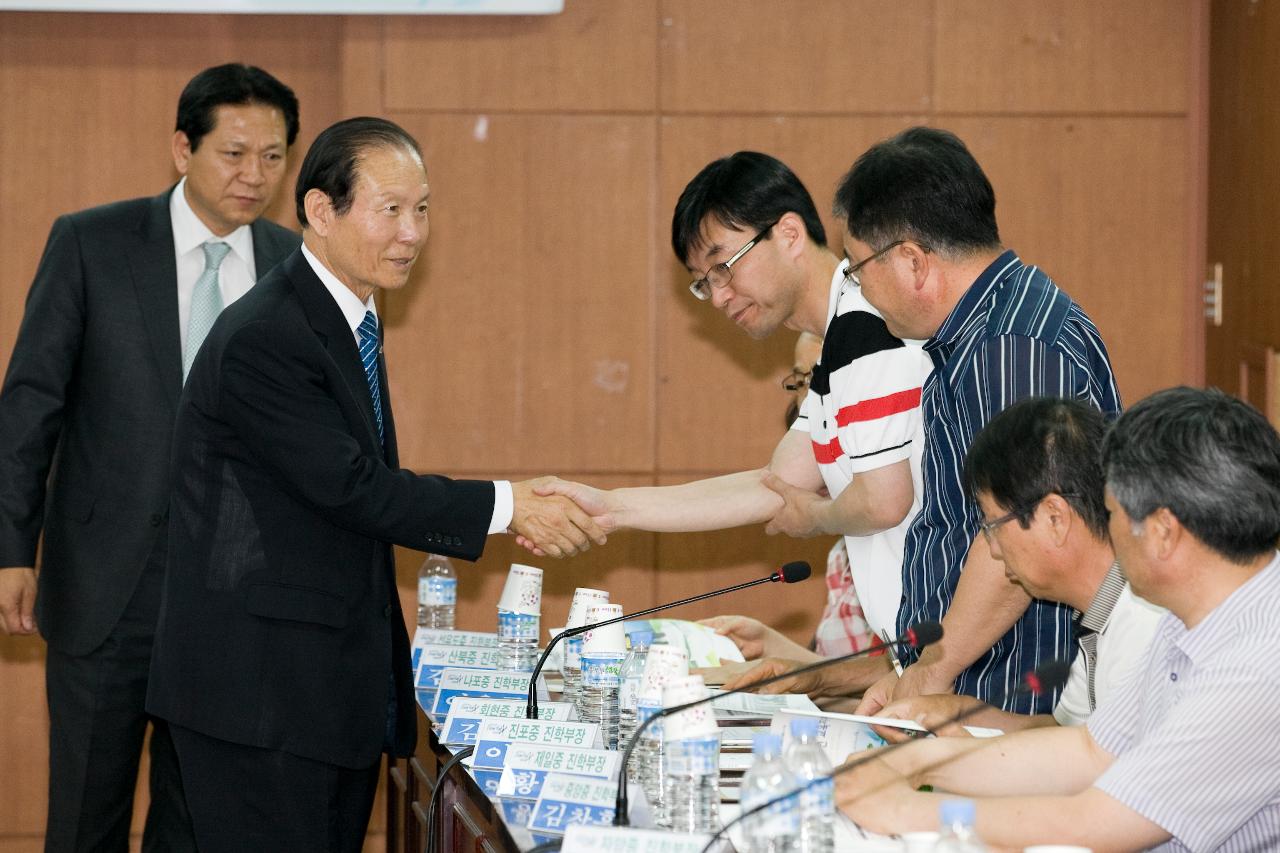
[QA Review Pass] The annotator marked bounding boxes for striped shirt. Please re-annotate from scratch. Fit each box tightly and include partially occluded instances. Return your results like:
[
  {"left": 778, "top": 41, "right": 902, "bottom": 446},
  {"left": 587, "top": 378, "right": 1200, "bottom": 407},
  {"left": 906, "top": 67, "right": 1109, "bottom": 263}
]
[
  {"left": 793, "top": 262, "right": 933, "bottom": 640},
  {"left": 1088, "top": 553, "right": 1280, "bottom": 851},
  {"left": 896, "top": 250, "right": 1122, "bottom": 714}
]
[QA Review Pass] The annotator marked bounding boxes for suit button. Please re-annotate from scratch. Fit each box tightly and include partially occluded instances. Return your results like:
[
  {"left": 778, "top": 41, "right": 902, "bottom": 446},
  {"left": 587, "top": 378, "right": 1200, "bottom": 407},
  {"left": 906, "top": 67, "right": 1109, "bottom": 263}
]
[
  {"left": 383, "top": 604, "right": 392, "bottom": 618},
  {"left": 149, "top": 514, "right": 164, "bottom": 527}
]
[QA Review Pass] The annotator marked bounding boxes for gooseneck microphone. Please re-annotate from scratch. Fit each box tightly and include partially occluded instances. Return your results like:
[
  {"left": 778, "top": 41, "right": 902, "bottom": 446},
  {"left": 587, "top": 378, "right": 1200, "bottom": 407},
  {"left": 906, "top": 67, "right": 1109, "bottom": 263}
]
[
  {"left": 525, "top": 561, "right": 812, "bottom": 719},
  {"left": 698, "top": 658, "right": 1073, "bottom": 852},
  {"left": 613, "top": 620, "right": 944, "bottom": 826}
]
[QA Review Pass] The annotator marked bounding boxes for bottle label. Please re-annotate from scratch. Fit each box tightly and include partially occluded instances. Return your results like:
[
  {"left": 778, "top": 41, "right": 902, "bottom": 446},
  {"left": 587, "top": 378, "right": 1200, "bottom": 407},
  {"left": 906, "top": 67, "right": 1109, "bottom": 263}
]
[
  {"left": 498, "top": 610, "right": 540, "bottom": 641},
  {"left": 563, "top": 636, "right": 583, "bottom": 670},
  {"left": 422, "top": 576, "right": 456, "bottom": 606},
  {"left": 619, "top": 674, "right": 642, "bottom": 710},
  {"left": 743, "top": 793, "right": 801, "bottom": 835},
  {"left": 580, "top": 653, "right": 625, "bottom": 688},
  {"left": 799, "top": 777, "right": 834, "bottom": 813},
  {"left": 666, "top": 735, "right": 719, "bottom": 775}
]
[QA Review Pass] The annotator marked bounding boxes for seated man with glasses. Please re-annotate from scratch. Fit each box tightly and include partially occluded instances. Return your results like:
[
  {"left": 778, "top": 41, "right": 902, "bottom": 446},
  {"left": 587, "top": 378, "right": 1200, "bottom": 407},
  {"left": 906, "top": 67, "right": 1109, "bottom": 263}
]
[
  {"left": 865, "top": 396, "right": 1163, "bottom": 739},
  {"left": 528, "top": 152, "right": 931, "bottom": 692}
]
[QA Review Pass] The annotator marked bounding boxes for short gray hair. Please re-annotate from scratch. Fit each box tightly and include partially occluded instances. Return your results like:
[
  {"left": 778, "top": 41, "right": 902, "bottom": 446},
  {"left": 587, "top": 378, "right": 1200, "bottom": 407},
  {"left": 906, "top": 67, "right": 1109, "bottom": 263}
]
[{"left": 1102, "top": 387, "right": 1280, "bottom": 563}]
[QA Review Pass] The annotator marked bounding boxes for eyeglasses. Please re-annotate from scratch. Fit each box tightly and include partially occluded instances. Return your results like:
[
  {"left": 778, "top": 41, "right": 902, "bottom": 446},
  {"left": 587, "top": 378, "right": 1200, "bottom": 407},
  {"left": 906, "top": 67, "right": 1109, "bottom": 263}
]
[
  {"left": 977, "top": 492, "right": 1086, "bottom": 542},
  {"left": 688, "top": 221, "right": 778, "bottom": 301},
  {"left": 782, "top": 369, "right": 812, "bottom": 392},
  {"left": 843, "top": 239, "right": 931, "bottom": 286}
]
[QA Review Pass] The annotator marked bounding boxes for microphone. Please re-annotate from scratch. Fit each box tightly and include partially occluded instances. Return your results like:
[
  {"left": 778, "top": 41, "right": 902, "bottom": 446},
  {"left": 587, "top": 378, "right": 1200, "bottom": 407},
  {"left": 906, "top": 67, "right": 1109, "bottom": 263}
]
[
  {"left": 525, "top": 561, "right": 811, "bottom": 719},
  {"left": 613, "top": 619, "right": 943, "bottom": 826},
  {"left": 699, "top": 658, "right": 1073, "bottom": 852}
]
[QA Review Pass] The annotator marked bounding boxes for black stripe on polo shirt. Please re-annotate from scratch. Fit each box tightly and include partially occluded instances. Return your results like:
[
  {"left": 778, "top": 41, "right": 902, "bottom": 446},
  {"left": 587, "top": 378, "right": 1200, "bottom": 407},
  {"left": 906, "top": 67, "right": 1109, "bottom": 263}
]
[
  {"left": 810, "top": 310, "right": 905, "bottom": 396},
  {"left": 848, "top": 438, "right": 913, "bottom": 460}
]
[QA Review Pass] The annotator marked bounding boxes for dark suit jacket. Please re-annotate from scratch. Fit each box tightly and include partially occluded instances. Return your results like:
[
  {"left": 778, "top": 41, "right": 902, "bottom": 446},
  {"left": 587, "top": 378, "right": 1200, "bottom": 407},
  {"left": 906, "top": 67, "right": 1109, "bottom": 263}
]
[
  {"left": 146, "top": 248, "right": 495, "bottom": 768},
  {"left": 0, "top": 189, "right": 299, "bottom": 655}
]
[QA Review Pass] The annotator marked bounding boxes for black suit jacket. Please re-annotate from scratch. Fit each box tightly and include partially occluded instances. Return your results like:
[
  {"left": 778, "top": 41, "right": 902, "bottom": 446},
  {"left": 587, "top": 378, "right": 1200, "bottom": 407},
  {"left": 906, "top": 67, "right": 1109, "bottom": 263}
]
[
  {"left": 147, "top": 248, "right": 495, "bottom": 768},
  {"left": 0, "top": 189, "right": 299, "bottom": 655}
]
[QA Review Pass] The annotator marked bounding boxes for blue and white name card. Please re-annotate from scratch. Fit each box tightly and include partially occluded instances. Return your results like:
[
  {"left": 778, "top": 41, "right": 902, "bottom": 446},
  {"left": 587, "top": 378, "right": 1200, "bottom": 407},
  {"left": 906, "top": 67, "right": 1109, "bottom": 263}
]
[
  {"left": 495, "top": 744, "right": 619, "bottom": 800},
  {"left": 410, "top": 628, "right": 498, "bottom": 670},
  {"left": 415, "top": 645, "right": 502, "bottom": 688},
  {"left": 430, "top": 669, "right": 548, "bottom": 719},
  {"left": 560, "top": 824, "right": 712, "bottom": 853},
  {"left": 441, "top": 698, "right": 576, "bottom": 746},
  {"left": 528, "top": 773, "right": 617, "bottom": 835},
  {"left": 472, "top": 718, "right": 602, "bottom": 770}
]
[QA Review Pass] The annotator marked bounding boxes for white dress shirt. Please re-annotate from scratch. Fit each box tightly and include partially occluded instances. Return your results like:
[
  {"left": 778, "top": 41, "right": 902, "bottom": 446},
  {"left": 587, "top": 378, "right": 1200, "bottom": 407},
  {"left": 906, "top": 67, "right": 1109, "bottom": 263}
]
[
  {"left": 170, "top": 177, "right": 257, "bottom": 356},
  {"left": 300, "top": 244, "right": 513, "bottom": 534}
]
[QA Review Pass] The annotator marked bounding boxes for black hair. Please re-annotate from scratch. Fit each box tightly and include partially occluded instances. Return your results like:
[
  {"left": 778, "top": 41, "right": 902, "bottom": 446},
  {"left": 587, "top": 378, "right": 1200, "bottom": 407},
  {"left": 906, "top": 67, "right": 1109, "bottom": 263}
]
[
  {"left": 833, "top": 126, "right": 1000, "bottom": 256},
  {"left": 671, "top": 151, "right": 826, "bottom": 266},
  {"left": 1103, "top": 387, "right": 1280, "bottom": 563},
  {"left": 964, "top": 396, "right": 1110, "bottom": 540},
  {"left": 175, "top": 63, "right": 300, "bottom": 152},
  {"left": 295, "top": 117, "right": 423, "bottom": 228}
]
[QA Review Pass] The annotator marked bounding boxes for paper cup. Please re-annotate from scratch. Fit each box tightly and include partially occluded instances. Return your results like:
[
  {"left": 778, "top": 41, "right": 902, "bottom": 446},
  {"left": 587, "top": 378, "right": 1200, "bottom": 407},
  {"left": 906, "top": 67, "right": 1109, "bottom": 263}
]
[
  {"left": 638, "top": 644, "right": 689, "bottom": 703},
  {"left": 581, "top": 604, "right": 626, "bottom": 654},
  {"left": 565, "top": 587, "right": 609, "bottom": 629},
  {"left": 497, "top": 563, "right": 543, "bottom": 615},
  {"left": 662, "top": 674, "right": 717, "bottom": 740}
]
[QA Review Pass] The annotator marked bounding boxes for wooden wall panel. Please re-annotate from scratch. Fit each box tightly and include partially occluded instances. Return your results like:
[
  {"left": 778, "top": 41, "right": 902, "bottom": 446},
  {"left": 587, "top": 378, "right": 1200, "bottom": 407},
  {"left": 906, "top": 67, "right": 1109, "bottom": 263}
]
[
  {"left": 655, "top": 115, "right": 921, "bottom": 472},
  {"left": 381, "top": 2, "right": 658, "bottom": 113},
  {"left": 935, "top": 0, "right": 1190, "bottom": 113},
  {"left": 943, "top": 116, "right": 1190, "bottom": 403},
  {"left": 659, "top": 0, "right": 933, "bottom": 114},
  {"left": 0, "top": 639, "right": 45, "bottom": 836},
  {"left": 381, "top": 112, "right": 656, "bottom": 474}
]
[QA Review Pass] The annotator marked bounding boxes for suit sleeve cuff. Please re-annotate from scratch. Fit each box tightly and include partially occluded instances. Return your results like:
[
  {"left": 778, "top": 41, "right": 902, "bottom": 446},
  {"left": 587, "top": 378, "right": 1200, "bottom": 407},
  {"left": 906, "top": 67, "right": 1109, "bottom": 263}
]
[{"left": 488, "top": 480, "right": 514, "bottom": 534}]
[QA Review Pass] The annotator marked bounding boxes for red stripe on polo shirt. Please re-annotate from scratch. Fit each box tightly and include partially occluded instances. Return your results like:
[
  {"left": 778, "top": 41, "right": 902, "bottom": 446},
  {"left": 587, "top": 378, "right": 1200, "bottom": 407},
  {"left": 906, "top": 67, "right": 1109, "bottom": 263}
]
[
  {"left": 812, "top": 437, "right": 844, "bottom": 464},
  {"left": 835, "top": 387, "right": 922, "bottom": 427}
]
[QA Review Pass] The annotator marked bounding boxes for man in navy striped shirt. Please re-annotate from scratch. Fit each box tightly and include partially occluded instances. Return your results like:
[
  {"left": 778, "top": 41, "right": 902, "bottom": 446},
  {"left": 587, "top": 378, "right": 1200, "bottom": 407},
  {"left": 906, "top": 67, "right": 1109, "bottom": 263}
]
[
  {"left": 833, "top": 127, "right": 1123, "bottom": 715},
  {"left": 836, "top": 387, "right": 1280, "bottom": 851}
]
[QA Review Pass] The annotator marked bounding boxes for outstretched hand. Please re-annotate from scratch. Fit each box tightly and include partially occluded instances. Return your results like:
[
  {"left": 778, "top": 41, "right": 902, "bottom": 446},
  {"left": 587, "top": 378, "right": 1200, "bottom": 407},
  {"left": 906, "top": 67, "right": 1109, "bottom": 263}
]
[
  {"left": 762, "top": 472, "right": 827, "bottom": 538},
  {"left": 510, "top": 477, "right": 608, "bottom": 558}
]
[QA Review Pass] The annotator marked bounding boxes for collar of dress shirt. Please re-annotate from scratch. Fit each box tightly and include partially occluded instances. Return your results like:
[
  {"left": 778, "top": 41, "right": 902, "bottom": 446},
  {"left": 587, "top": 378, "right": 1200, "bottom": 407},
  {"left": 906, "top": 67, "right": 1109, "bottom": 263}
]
[
  {"left": 1172, "top": 550, "right": 1280, "bottom": 665},
  {"left": 301, "top": 242, "right": 377, "bottom": 341},
  {"left": 925, "top": 248, "right": 1021, "bottom": 353},
  {"left": 169, "top": 177, "right": 254, "bottom": 266}
]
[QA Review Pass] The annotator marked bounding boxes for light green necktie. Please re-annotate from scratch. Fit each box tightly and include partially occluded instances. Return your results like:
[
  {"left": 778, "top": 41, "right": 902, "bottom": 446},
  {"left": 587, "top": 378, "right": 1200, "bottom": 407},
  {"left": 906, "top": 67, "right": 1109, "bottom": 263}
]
[{"left": 183, "top": 241, "right": 231, "bottom": 380}]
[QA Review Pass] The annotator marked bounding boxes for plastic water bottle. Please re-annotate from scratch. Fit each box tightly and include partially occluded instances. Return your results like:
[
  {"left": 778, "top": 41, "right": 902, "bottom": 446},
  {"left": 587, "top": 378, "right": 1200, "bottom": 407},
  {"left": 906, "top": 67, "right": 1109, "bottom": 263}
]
[
  {"left": 577, "top": 604, "right": 626, "bottom": 748},
  {"left": 934, "top": 799, "right": 987, "bottom": 852},
  {"left": 784, "top": 719, "right": 834, "bottom": 853},
  {"left": 665, "top": 732, "right": 721, "bottom": 833},
  {"left": 560, "top": 588, "right": 609, "bottom": 705},
  {"left": 633, "top": 700, "right": 667, "bottom": 824},
  {"left": 497, "top": 610, "right": 539, "bottom": 671},
  {"left": 740, "top": 734, "right": 801, "bottom": 853},
  {"left": 618, "top": 630, "right": 653, "bottom": 744},
  {"left": 417, "top": 554, "right": 456, "bottom": 629}
]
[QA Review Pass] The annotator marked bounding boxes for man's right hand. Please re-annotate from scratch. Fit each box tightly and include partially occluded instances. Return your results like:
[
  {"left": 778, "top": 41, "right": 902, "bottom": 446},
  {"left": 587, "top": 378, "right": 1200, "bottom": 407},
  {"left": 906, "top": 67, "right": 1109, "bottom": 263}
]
[
  {"left": 510, "top": 477, "right": 609, "bottom": 558},
  {"left": 699, "top": 614, "right": 812, "bottom": 661},
  {"left": 0, "top": 567, "right": 37, "bottom": 636}
]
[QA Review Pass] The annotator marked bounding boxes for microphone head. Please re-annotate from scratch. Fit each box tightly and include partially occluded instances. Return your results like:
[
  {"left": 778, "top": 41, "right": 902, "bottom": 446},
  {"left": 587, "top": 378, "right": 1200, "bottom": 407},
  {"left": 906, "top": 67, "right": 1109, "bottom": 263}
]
[
  {"left": 778, "top": 561, "right": 812, "bottom": 584},
  {"left": 904, "top": 620, "right": 944, "bottom": 648},
  {"left": 1024, "top": 659, "right": 1072, "bottom": 695}
]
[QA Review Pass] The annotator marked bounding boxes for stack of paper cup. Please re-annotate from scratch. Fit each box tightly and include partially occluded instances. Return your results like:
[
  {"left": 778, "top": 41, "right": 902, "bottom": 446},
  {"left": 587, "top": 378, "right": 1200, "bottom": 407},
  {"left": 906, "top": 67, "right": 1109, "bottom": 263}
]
[
  {"left": 560, "top": 588, "right": 609, "bottom": 702},
  {"left": 660, "top": 675, "right": 717, "bottom": 741},
  {"left": 496, "top": 564, "right": 542, "bottom": 672},
  {"left": 638, "top": 644, "right": 690, "bottom": 706},
  {"left": 579, "top": 603, "right": 627, "bottom": 748}
]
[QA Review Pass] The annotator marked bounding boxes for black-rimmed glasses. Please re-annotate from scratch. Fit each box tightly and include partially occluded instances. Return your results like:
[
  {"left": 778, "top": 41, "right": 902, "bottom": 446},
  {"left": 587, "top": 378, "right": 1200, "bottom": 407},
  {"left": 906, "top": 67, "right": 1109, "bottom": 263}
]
[
  {"left": 688, "top": 221, "right": 778, "bottom": 301},
  {"left": 843, "top": 239, "right": 932, "bottom": 286}
]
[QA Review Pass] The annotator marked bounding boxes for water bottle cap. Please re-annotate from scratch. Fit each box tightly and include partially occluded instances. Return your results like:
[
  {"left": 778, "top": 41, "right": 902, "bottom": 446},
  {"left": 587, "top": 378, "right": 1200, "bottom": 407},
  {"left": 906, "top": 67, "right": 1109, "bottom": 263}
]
[
  {"left": 939, "top": 798, "right": 977, "bottom": 826},
  {"left": 629, "top": 629, "right": 655, "bottom": 649},
  {"left": 752, "top": 733, "right": 783, "bottom": 756},
  {"left": 789, "top": 718, "right": 820, "bottom": 738}
]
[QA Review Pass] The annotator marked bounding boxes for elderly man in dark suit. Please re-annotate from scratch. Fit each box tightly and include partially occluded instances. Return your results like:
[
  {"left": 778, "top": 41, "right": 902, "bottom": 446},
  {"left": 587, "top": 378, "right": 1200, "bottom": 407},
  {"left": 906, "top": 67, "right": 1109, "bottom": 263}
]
[
  {"left": 0, "top": 64, "right": 300, "bottom": 851},
  {"left": 147, "top": 116, "right": 604, "bottom": 852}
]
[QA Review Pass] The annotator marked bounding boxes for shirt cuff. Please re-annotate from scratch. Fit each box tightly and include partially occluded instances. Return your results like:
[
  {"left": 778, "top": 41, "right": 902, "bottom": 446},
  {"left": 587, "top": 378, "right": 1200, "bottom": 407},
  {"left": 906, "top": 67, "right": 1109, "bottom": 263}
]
[{"left": 488, "top": 480, "right": 514, "bottom": 534}]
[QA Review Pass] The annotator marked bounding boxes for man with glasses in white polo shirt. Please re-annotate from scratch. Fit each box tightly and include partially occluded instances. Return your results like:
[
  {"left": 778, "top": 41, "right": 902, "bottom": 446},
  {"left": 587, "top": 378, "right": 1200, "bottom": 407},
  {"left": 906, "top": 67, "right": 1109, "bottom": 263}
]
[{"left": 836, "top": 387, "right": 1280, "bottom": 852}]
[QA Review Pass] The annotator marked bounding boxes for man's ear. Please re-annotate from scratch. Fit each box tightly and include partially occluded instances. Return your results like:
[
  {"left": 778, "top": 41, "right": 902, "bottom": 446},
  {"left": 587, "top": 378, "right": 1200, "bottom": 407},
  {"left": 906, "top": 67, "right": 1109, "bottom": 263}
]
[
  {"left": 172, "top": 130, "right": 193, "bottom": 176},
  {"left": 775, "top": 211, "right": 808, "bottom": 259},
  {"left": 304, "top": 189, "right": 334, "bottom": 238},
  {"left": 1039, "top": 493, "right": 1075, "bottom": 548},
  {"left": 900, "top": 241, "right": 932, "bottom": 292},
  {"left": 1145, "top": 506, "right": 1183, "bottom": 561}
]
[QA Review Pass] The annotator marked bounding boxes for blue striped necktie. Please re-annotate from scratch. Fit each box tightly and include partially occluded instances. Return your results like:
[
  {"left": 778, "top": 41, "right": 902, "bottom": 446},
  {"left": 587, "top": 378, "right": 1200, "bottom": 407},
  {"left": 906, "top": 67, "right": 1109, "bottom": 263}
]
[{"left": 357, "top": 311, "right": 384, "bottom": 446}]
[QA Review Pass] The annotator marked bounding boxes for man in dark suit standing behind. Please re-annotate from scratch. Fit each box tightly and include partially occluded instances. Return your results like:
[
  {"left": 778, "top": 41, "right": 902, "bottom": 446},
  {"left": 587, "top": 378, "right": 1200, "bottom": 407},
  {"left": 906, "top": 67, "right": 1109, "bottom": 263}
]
[
  {"left": 147, "top": 116, "right": 604, "bottom": 852},
  {"left": 0, "top": 64, "right": 300, "bottom": 852}
]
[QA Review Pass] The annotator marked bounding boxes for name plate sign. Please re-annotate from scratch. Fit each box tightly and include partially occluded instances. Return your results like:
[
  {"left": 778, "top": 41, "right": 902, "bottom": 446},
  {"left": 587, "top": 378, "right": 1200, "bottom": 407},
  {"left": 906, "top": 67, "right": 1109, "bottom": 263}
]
[
  {"left": 441, "top": 698, "right": 575, "bottom": 746},
  {"left": 561, "top": 824, "right": 711, "bottom": 852},
  {"left": 415, "top": 646, "right": 501, "bottom": 687},
  {"left": 528, "top": 773, "right": 617, "bottom": 835},
  {"left": 472, "top": 718, "right": 601, "bottom": 770},
  {"left": 430, "top": 669, "right": 547, "bottom": 719},
  {"left": 496, "top": 745, "right": 619, "bottom": 800},
  {"left": 411, "top": 629, "right": 498, "bottom": 670}
]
